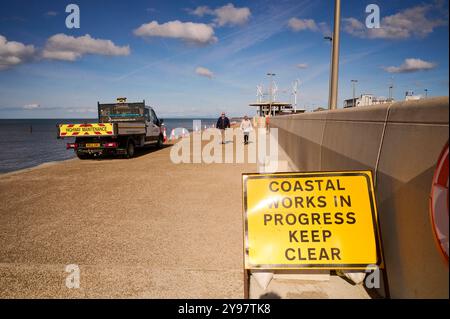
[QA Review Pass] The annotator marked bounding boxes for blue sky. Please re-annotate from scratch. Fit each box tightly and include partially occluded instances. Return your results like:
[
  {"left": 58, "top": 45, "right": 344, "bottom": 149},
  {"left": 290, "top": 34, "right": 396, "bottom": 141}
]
[{"left": 0, "top": 0, "right": 448, "bottom": 118}]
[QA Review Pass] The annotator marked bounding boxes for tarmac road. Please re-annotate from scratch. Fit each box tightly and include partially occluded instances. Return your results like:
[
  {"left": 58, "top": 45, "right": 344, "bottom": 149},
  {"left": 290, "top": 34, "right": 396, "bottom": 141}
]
[{"left": 0, "top": 138, "right": 256, "bottom": 298}]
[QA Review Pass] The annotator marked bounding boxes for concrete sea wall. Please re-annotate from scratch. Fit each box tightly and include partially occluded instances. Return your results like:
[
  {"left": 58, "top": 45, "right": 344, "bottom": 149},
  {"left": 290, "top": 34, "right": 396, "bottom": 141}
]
[{"left": 270, "top": 97, "right": 449, "bottom": 298}]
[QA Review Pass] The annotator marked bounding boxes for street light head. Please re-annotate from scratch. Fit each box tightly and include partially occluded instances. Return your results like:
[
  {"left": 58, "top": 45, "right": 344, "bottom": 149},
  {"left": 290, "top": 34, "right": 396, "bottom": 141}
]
[{"left": 324, "top": 36, "right": 333, "bottom": 41}]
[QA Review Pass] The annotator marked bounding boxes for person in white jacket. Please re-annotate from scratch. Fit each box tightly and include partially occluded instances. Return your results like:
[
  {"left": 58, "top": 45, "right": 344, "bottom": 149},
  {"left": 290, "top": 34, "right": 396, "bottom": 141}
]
[{"left": 240, "top": 115, "right": 253, "bottom": 144}]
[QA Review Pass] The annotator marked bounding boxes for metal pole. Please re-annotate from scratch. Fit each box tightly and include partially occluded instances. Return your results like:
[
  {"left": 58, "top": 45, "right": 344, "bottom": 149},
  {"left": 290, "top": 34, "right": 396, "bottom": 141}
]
[
  {"left": 325, "top": 36, "right": 333, "bottom": 109},
  {"left": 389, "top": 76, "right": 394, "bottom": 101},
  {"left": 294, "top": 80, "right": 298, "bottom": 113},
  {"left": 328, "top": 0, "right": 341, "bottom": 110},
  {"left": 351, "top": 80, "right": 358, "bottom": 106},
  {"left": 267, "top": 73, "right": 275, "bottom": 116},
  {"left": 269, "top": 74, "right": 272, "bottom": 116},
  {"left": 425, "top": 89, "right": 428, "bottom": 98},
  {"left": 353, "top": 82, "right": 355, "bottom": 102}
]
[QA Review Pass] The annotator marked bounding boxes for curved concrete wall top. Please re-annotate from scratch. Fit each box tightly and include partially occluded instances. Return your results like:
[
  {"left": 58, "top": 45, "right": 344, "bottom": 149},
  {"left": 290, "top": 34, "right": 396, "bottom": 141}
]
[{"left": 270, "top": 97, "right": 449, "bottom": 298}]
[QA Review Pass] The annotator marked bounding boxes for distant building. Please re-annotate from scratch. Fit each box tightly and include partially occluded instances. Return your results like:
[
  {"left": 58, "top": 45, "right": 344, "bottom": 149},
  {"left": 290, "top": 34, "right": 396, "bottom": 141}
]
[
  {"left": 405, "top": 90, "right": 423, "bottom": 101},
  {"left": 344, "top": 94, "right": 394, "bottom": 108}
]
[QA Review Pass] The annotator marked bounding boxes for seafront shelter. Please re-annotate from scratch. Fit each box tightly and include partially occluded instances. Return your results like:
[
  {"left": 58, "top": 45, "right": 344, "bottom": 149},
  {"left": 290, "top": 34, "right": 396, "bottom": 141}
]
[{"left": 249, "top": 102, "right": 305, "bottom": 117}]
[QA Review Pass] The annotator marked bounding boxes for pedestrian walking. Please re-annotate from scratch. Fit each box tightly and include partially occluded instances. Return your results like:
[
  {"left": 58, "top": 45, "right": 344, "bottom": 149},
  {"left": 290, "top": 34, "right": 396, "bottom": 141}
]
[
  {"left": 265, "top": 113, "right": 270, "bottom": 132},
  {"left": 240, "top": 115, "right": 253, "bottom": 144},
  {"left": 216, "top": 112, "right": 230, "bottom": 144}
]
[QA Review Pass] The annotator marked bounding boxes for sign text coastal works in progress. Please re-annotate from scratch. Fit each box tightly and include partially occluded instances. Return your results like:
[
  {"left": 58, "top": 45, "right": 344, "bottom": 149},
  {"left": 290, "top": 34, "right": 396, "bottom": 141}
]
[{"left": 242, "top": 171, "right": 383, "bottom": 270}]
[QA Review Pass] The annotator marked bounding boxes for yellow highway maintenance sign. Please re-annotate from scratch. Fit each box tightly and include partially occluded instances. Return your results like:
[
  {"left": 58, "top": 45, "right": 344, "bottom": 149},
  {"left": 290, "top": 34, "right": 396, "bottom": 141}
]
[
  {"left": 242, "top": 171, "right": 383, "bottom": 270},
  {"left": 59, "top": 123, "right": 114, "bottom": 137}
]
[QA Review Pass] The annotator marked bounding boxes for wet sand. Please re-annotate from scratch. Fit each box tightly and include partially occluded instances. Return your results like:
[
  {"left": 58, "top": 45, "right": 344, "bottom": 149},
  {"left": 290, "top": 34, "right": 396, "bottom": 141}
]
[{"left": 0, "top": 137, "right": 256, "bottom": 298}]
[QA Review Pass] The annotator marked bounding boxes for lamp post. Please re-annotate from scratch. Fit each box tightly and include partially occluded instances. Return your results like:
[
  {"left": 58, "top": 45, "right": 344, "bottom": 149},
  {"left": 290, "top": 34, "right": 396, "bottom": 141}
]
[
  {"left": 388, "top": 76, "right": 394, "bottom": 101},
  {"left": 324, "top": 36, "right": 333, "bottom": 109},
  {"left": 328, "top": 0, "right": 341, "bottom": 110},
  {"left": 425, "top": 89, "right": 428, "bottom": 98},
  {"left": 267, "top": 73, "right": 276, "bottom": 116},
  {"left": 351, "top": 79, "right": 358, "bottom": 107}
]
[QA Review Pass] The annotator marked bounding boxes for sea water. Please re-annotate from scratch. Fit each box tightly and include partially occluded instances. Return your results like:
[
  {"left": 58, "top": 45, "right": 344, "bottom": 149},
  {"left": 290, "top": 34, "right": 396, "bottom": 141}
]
[{"left": 0, "top": 118, "right": 216, "bottom": 173}]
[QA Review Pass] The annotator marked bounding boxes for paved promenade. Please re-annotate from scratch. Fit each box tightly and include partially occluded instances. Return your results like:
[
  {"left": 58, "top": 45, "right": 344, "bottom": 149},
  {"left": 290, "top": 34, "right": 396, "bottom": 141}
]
[{"left": 0, "top": 138, "right": 256, "bottom": 298}]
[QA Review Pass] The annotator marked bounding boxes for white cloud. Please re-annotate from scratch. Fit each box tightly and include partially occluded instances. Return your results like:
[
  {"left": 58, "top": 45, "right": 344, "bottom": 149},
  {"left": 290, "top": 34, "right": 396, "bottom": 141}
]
[
  {"left": 42, "top": 34, "right": 130, "bottom": 61},
  {"left": 188, "top": 3, "right": 251, "bottom": 27},
  {"left": 23, "top": 103, "right": 40, "bottom": 110},
  {"left": 46, "top": 11, "right": 58, "bottom": 16},
  {"left": 342, "top": 17, "right": 366, "bottom": 37},
  {"left": 0, "top": 35, "right": 35, "bottom": 70},
  {"left": 344, "top": 4, "right": 447, "bottom": 39},
  {"left": 195, "top": 66, "right": 214, "bottom": 79},
  {"left": 384, "top": 58, "right": 437, "bottom": 73},
  {"left": 288, "top": 18, "right": 330, "bottom": 35},
  {"left": 189, "top": 6, "right": 213, "bottom": 17},
  {"left": 317, "top": 22, "right": 331, "bottom": 36},
  {"left": 213, "top": 3, "right": 251, "bottom": 26},
  {"left": 296, "top": 63, "right": 308, "bottom": 69},
  {"left": 134, "top": 20, "right": 217, "bottom": 44},
  {"left": 288, "top": 18, "right": 318, "bottom": 31}
]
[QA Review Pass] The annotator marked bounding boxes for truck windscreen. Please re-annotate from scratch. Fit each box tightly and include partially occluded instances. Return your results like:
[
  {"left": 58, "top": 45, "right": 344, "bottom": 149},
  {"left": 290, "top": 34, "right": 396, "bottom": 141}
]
[{"left": 99, "top": 104, "right": 145, "bottom": 122}]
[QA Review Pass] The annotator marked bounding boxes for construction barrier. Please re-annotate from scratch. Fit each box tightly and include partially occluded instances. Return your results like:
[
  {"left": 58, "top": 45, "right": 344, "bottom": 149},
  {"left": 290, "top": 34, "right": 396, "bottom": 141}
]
[
  {"left": 168, "top": 125, "right": 217, "bottom": 141},
  {"left": 168, "top": 128, "right": 192, "bottom": 141},
  {"left": 162, "top": 125, "right": 167, "bottom": 143}
]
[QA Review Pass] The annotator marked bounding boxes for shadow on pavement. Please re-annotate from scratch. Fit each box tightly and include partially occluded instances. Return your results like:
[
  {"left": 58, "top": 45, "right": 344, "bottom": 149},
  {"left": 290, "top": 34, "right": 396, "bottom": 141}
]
[{"left": 78, "top": 144, "right": 173, "bottom": 161}]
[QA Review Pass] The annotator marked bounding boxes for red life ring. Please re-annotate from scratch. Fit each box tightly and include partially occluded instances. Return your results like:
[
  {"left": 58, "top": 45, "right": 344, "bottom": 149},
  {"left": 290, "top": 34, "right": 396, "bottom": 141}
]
[{"left": 430, "top": 141, "right": 449, "bottom": 263}]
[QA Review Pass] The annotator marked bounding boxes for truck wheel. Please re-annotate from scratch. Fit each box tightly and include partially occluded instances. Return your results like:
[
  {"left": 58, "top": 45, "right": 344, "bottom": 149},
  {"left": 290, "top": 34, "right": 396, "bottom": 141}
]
[
  {"left": 76, "top": 153, "right": 90, "bottom": 160},
  {"left": 157, "top": 134, "right": 164, "bottom": 148},
  {"left": 126, "top": 140, "right": 135, "bottom": 158}
]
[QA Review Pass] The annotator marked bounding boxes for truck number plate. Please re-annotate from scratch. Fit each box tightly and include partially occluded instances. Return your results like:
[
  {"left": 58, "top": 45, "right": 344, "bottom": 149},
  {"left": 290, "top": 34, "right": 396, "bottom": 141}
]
[{"left": 85, "top": 143, "right": 101, "bottom": 148}]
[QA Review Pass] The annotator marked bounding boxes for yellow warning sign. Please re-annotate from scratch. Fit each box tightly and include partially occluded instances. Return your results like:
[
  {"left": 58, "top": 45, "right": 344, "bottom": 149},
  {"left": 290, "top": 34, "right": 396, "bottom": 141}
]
[
  {"left": 242, "top": 171, "right": 382, "bottom": 270},
  {"left": 59, "top": 123, "right": 114, "bottom": 137}
]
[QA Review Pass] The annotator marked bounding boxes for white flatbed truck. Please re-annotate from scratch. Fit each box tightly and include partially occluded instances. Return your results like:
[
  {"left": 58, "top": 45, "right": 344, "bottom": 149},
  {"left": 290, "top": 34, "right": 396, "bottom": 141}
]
[{"left": 57, "top": 98, "right": 164, "bottom": 159}]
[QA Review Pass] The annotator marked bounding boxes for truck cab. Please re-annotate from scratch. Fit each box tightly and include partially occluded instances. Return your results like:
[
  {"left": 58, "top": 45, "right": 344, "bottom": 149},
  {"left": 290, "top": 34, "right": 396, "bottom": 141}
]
[{"left": 144, "top": 107, "right": 163, "bottom": 145}]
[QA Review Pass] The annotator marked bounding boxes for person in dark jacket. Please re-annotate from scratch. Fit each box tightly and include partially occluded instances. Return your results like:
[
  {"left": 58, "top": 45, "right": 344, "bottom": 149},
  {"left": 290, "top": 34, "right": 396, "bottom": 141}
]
[{"left": 216, "top": 112, "right": 231, "bottom": 144}]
